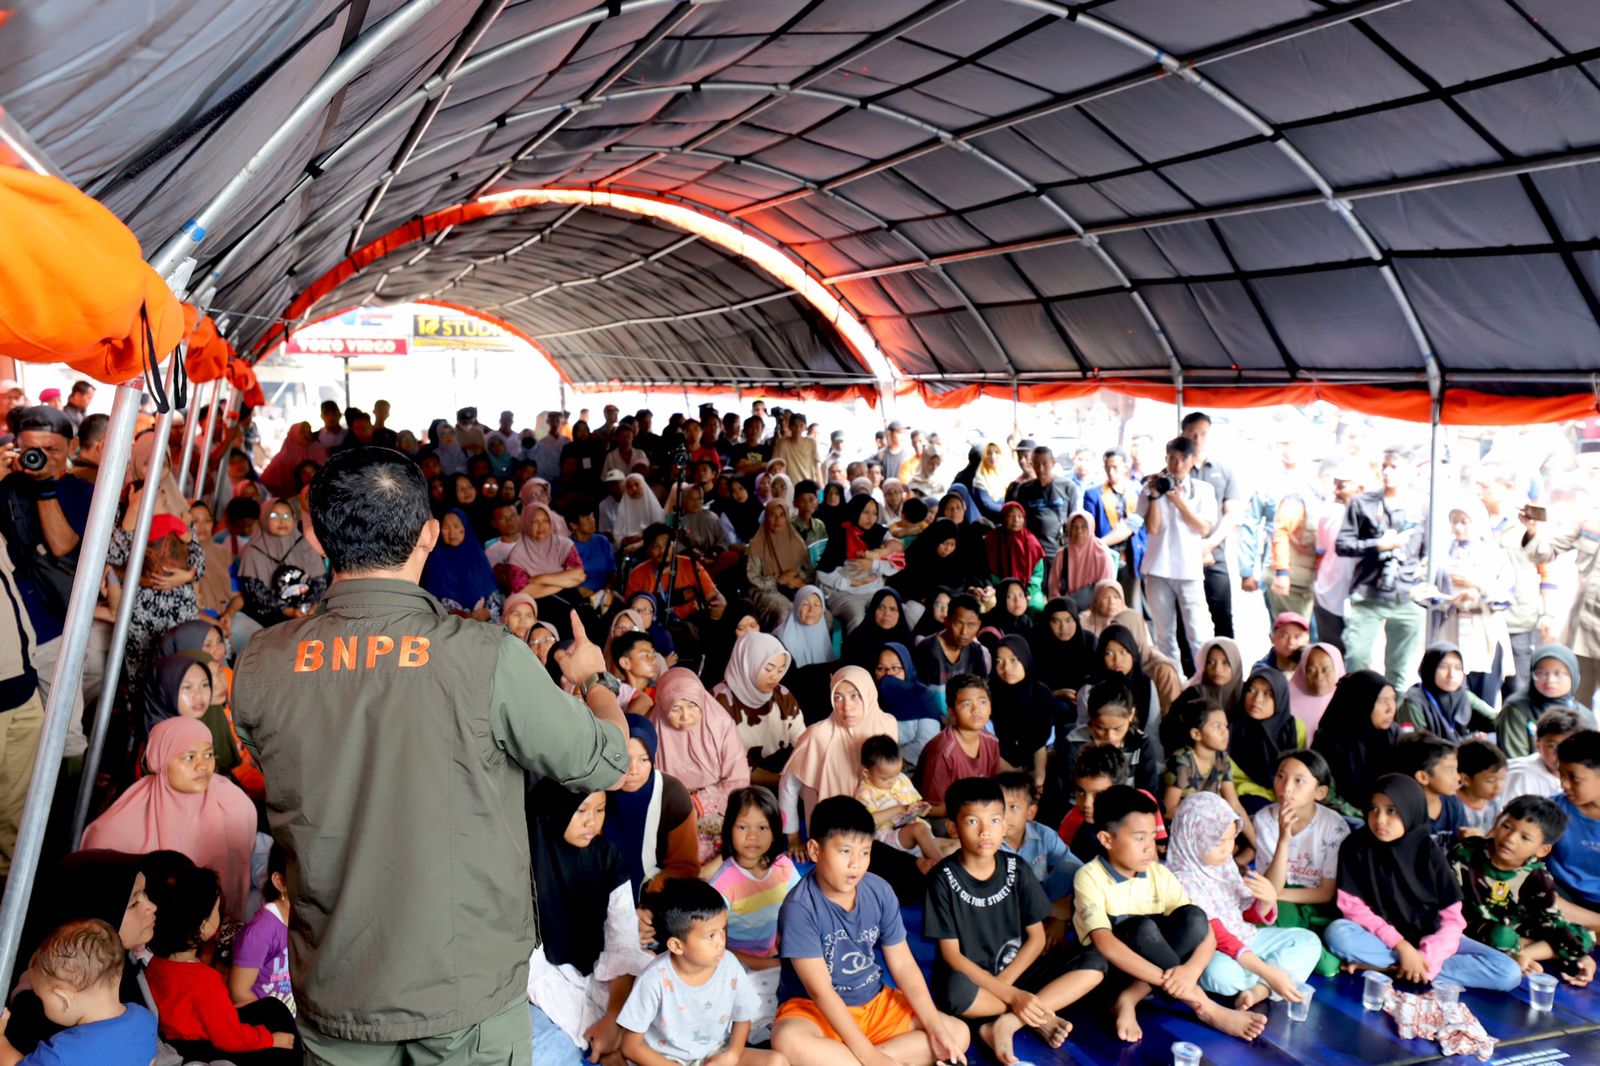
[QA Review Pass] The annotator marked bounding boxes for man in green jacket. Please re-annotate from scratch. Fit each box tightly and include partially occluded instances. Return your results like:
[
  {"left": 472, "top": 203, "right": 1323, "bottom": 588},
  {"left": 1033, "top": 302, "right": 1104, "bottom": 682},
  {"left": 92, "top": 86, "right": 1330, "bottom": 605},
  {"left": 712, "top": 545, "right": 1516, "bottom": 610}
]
[{"left": 234, "top": 447, "right": 630, "bottom": 1065}]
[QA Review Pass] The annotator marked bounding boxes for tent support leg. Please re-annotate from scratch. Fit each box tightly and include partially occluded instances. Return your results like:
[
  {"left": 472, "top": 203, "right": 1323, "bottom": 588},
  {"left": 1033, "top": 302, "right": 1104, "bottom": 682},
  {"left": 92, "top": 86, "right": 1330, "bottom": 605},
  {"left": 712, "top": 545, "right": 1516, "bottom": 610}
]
[
  {"left": 1172, "top": 364, "right": 1186, "bottom": 433},
  {"left": 0, "top": 383, "right": 143, "bottom": 990},
  {"left": 1425, "top": 368, "right": 1444, "bottom": 646},
  {"left": 70, "top": 361, "right": 186, "bottom": 846},
  {"left": 192, "top": 380, "right": 224, "bottom": 504}
]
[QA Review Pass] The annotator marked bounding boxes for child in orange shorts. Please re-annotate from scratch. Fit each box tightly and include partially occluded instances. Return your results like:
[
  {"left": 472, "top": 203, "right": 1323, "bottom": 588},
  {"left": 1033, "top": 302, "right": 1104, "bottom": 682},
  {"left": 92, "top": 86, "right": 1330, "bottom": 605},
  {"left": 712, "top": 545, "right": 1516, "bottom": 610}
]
[{"left": 770, "top": 796, "right": 970, "bottom": 1066}]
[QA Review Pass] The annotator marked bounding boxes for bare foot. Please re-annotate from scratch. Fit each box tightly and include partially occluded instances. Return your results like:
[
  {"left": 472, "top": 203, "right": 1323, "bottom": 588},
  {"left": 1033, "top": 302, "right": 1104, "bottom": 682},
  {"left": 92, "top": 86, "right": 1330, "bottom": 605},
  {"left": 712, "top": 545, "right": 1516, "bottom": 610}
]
[
  {"left": 1114, "top": 990, "right": 1144, "bottom": 1043},
  {"left": 1235, "top": 983, "right": 1272, "bottom": 1010},
  {"left": 1341, "top": 961, "right": 1378, "bottom": 976},
  {"left": 1034, "top": 1015, "right": 1072, "bottom": 1049},
  {"left": 1194, "top": 1000, "right": 1268, "bottom": 1041},
  {"left": 980, "top": 1014, "right": 1025, "bottom": 1066}
]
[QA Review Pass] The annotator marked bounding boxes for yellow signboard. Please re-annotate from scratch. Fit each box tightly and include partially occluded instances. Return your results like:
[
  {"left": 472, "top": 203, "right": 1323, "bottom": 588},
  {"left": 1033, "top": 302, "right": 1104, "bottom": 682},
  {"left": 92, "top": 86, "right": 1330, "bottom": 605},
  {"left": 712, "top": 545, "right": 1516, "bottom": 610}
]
[{"left": 411, "top": 313, "right": 518, "bottom": 351}]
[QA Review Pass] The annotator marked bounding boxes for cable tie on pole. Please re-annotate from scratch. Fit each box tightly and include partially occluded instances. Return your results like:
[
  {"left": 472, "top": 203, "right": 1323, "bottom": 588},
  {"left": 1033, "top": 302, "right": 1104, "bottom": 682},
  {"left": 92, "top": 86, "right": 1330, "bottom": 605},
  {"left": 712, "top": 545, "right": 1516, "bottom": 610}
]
[{"left": 606, "top": 0, "right": 621, "bottom": 15}]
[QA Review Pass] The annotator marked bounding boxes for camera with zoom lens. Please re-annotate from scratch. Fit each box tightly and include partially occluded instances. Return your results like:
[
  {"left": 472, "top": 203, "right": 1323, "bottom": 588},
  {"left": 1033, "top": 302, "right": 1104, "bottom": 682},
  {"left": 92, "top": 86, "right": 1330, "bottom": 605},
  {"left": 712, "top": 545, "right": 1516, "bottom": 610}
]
[
  {"left": 1376, "top": 551, "right": 1401, "bottom": 595},
  {"left": 1149, "top": 474, "right": 1174, "bottom": 496},
  {"left": 670, "top": 448, "right": 691, "bottom": 470},
  {"left": 18, "top": 447, "right": 48, "bottom": 473}
]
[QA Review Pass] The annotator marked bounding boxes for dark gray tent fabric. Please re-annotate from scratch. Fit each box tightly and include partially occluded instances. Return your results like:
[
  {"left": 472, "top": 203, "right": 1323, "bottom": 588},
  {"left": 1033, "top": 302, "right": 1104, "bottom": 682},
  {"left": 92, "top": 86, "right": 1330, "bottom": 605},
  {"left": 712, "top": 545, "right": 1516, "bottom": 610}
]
[{"left": 3, "top": 0, "right": 1600, "bottom": 392}]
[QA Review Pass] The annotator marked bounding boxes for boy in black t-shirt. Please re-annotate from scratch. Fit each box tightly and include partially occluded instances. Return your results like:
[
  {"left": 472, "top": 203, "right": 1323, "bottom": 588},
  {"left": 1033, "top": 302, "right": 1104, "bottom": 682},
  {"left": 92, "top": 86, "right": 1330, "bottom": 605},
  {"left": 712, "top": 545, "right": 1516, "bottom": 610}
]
[{"left": 924, "top": 778, "right": 1106, "bottom": 1065}]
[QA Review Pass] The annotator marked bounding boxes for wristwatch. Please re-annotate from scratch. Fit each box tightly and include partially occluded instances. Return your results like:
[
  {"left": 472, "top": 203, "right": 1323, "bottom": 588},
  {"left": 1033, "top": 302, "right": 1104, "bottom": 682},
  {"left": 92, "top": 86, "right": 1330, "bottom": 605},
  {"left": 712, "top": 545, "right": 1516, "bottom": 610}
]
[{"left": 578, "top": 671, "right": 622, "bottom": 700}]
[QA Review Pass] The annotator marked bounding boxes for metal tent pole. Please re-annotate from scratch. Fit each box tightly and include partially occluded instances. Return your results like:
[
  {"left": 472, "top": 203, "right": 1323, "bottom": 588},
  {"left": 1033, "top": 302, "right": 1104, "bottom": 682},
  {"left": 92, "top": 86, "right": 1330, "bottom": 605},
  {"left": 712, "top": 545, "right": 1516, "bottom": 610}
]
[
  {"left": 192, "top": 380, "right": 225, "bottom": 503},
  {"left": 175, "top": 403, "right": 200, "bottom": 497},
  {"left": 70, "top": 356, "right": 187, "bottom": 845},
  {"left": 209, "top": 387, "right": 236, "bottom": 515},
  {"left": 1424, "top": 387, "right": 1444, "bottom": 645},
  {"left": 0, "top": 383, "right": 141, "bottom": 991}
]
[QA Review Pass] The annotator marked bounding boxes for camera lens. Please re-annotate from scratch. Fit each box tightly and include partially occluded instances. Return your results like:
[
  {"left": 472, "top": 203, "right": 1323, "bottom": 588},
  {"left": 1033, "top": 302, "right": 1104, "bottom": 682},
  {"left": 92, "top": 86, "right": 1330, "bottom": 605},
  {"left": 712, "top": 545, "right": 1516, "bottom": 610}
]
[{"left": 18, "top": 447, "right": 47, "bottom": 473}]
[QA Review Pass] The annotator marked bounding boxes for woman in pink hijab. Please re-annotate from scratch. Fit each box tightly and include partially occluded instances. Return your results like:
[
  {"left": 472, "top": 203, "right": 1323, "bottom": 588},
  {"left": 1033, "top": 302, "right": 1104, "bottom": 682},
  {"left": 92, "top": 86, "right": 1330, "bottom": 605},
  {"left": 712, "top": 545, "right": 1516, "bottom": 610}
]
[
  {"left": 649, "top": 668, "right": 750, "bottom": 863},
  {"left": 1049, "top": 509, "right": 1114, "bottom": 608},
  {"left": 260, "top": 422, "right": 328, "bottom": 499},
  {"left": 519, "top": 477, "right": 570, "bottom": 537},
  {"left": 778, "top": 665, "right": 897, "bottom": 856},
  {"left": 82, "top": 717, "right": 256, "bottom": 921},
  {"left": 1288, "top": 642, "right": 1346, "bottom": 739}
]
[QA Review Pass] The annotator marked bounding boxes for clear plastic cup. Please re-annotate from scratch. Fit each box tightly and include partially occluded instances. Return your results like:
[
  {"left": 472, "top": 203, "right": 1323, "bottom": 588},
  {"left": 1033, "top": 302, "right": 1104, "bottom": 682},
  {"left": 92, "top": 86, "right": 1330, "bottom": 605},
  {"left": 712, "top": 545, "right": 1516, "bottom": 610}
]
[
  {"left": 1433, "top": 978, "right": 1462, "bottom": 1006},
  {"left": 1363, "top": 971, "right": 1393, "bottom": 1011},
  {"left": 1529, "top": 972, "right": 1558, "bottom": 1012},
  {"left": 1172, "top": 1042, "right": 1203, "bottom": 1066},
  {"left": 1286, "top": 983, "right": 1314, "bottom": 1021}
]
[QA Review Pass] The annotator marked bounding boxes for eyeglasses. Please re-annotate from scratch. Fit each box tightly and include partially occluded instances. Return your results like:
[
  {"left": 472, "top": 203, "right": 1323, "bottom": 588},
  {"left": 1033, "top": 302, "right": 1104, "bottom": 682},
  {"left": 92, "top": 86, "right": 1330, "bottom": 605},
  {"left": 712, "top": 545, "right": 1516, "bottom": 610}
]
[
  {"left": 1534, "top": 669, "right": 1570, "bottom": 682},
  {"left": 267, "top": 511, "right": 294, "bottom": 520}
]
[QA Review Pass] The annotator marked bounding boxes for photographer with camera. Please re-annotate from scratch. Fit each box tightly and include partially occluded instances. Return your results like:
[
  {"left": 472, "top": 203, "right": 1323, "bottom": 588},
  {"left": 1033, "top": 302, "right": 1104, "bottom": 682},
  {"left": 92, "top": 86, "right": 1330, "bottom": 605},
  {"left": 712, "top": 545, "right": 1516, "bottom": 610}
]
[
  {"left": 0, "top": 405, "right": 97, "bottom": 740},
  {"left": 1137, "top": 435, "right": 1217, "bottom": 667},
  {"left": 1335, "top": 446, "right": 1427, "bottom": 689}
]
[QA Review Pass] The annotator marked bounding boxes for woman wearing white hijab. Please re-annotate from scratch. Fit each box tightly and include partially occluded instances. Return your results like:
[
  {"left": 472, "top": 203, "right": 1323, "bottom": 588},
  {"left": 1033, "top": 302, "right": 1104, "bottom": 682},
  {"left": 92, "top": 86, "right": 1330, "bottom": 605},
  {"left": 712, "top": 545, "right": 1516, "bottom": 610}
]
[{"left": 613, "top": 473, "right": 665, "bottom": 550}]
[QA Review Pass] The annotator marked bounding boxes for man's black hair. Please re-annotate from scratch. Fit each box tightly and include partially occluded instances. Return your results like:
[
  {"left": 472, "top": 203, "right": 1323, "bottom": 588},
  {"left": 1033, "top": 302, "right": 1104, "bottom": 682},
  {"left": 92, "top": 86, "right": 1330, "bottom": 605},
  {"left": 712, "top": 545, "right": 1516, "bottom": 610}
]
[
  {"left": 1180, "top": 411, "right": 1212, "bottom": 430},
  {"left": 901, "top": 498, "right": 929, "bottom": 524},
  {"left": 146, "top": 865, "right": 222, "bottom": 957},
  {"left": 1031, "top": 445, "right": 1053, "bottom": 460},
  {"left": 1276, "top": 748, "right": 1332, "bottom": 789},
  {"left": 1395, "top": 731, "right": 1457, "bottom": 778},
  {"left": 613, "top": 630, "right": 654, "bottom": 663},
  {"left": 1103, "top": 447, "right": 1128, "bottom": 464},
  {"left": 1458, "top": 738, "right": 1508, "bottom": 778},
  {"left": 794, "top": 479, "right": 819, "bottom": 499},
  {"left": 1072, "top": 744, "right": 1127, "bottom": 784},
  {"left": 808, "top": 795, "right": 875, "bottom": 844},
  {"left": 309, "top": 446, "right": 432, "bottom": 575},
  {"left": 947, "top": 672, "right": 988, "bottom": 703},
  {"left": 996, "top": 769, "right": 1038, "bottom": 805},
  {"left": 1165, "top": 435, "right": 1196, "bottom": 458},
  {"left": 1537, "top": 708, "right": 1585, "bottom": 740},
  {"left": 7, "top": 405, "right": 73, "bottom": 441},
  {"left": 562, "top": 497, "right": 597, "bottom": 523},
  {"left": 1500, "top": 795, "right": 1568, "bottom": 846},
  {"left": 1093, "top": 784, "right": 1159, "bottom": 835},
  {"left": 77, "top": 413, "right": 109, "bottom": 450},
  {"left": 947, "top": 593, "right": 981, "bottom": 620},
  {"left": 946, "top": 776, "right": 1006, "bottom": 821},
  {"left": 655, "top": 877, "right": 727, "bottom": 943},
  {"left": 70, "top": 380, "right": 94, "bottom": 396},
  {"left": 641, "top": 522, "right": 672, "bottom": 550},
  {"left": 223, "top": 497, "right": 260, "bottom": 523},
  {"left": 1557, "top": 731, "right": 1600, "bottom": 772},
  {"left": 859, "top": 734, "right": 902, "bottom": 769},
  {"left": 320, "top": 399, "right": 340, "bottom": 414}
]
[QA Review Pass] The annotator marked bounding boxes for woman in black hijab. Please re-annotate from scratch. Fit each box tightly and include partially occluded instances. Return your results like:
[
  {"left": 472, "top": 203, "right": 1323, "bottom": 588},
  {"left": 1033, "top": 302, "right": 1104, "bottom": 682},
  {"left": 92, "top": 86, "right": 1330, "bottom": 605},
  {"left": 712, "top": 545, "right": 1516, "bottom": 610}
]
[
  {"left": 989, "top": 634, "right": 1058, "bottom": 778},
  {"left": 1312, "top": 669, "right": 1401, "bottom": 817},
  {"left": 891, "top": 519, "right": 966, "bottom": 602},
  {"left": 841, "top": 588, "right": 914, "bottom": 669},
  {"left": 1076, "top": 623, "right": 1157, "bottom": 735},
  {"left": 981, "top": 577, "right": 1033, "bottom": 635},
  {"left": 1327, "top": 774, "right": 1521, "bottom": 990},
  {"left": 1229, "top": 666, "right": 1301, "bottom": 814},
  {"left": 1400, "top": 642, "right": 1495, "bottom": 741},
  {"left": 1030, "top": 597, "right": 1096, "bottom": 702}
]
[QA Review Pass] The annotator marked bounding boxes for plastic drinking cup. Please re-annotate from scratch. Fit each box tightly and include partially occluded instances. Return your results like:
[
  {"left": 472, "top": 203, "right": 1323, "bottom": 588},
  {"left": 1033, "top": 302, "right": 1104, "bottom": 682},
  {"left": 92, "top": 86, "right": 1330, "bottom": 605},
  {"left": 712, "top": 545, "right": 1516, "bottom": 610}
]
[
  {"left": 1363, "top": 971, "right": 1393, "bottom": 1011},
  {"left": 1172, "top": 1042, "right": 1203, "bottom": 1066},
  {"left": 1529, "top": 972, "right": 1558, "bottom": 1012},
  {"left": 1286, "top": 983, "right": 1314, "bottom": 1021},
  {"left": 1433, "top": 978, "right": 1462, "bottom": 1006}
]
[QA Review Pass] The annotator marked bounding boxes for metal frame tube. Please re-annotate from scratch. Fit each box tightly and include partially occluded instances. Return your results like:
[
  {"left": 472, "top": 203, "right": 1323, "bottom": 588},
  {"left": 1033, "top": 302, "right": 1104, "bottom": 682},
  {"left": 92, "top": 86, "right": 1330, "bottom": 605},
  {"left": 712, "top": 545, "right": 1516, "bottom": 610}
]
[
  {"left": 145, "top": 0, "right": 449, "bottom": 279},
  {"left": 192, "top": 380, "right": 224, "bottom": 502},
  {"left": 209, "top": 387, "right": 236, "bottom": 514},
  {"left": 70, "top": 361, "right": 186, "bottom": 845},
  {"left": 0, "top": 384, "right": 141, "bottom": 990},
  {"left": 175, "top": 379, "right": 204, "bottom": 496}
]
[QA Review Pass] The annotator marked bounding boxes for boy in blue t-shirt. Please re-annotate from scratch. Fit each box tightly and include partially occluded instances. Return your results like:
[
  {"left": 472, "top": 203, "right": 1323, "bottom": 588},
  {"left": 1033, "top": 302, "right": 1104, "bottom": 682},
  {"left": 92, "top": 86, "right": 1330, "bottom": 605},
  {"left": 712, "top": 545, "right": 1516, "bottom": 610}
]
[
  {"left": 1549, "top": 731, "right": 1600, "bottom": 913},
  {"left": 772, "top": 797, "right": 970, "bottom": 1066},
  {"left": 0, "top": 918, "right": 157, "bottom": 1066}
]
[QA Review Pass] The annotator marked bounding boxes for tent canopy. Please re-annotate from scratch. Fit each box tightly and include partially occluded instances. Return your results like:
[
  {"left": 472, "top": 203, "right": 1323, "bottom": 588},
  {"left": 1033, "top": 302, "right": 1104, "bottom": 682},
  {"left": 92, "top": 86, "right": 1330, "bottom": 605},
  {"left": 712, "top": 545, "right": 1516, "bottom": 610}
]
[{"left": 3, "top": 0, "right": 1600, "bottom": 405}]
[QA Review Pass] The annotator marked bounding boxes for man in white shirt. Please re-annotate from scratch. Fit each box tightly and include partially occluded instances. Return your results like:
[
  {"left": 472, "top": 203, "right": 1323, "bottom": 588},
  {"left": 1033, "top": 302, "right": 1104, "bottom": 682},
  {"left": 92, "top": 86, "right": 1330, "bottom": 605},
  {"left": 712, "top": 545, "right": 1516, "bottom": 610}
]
[{"left": 1137, "top": 435, "right": 1217, "bottom": 666}]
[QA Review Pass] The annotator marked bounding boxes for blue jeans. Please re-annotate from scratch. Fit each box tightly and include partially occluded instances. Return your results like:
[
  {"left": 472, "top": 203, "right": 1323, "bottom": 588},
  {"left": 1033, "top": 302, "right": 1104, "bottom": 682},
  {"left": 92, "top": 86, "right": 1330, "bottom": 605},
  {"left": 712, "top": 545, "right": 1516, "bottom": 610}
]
[
  {"left": 1200, "top": 927, "right": 1324, "bottom": 998},
  {"left": 1323, "top": 919, "right": 1522, "bottom": 991},
  {"left": 530, "top": 1005, "right": 594, "bottom": 1066}
]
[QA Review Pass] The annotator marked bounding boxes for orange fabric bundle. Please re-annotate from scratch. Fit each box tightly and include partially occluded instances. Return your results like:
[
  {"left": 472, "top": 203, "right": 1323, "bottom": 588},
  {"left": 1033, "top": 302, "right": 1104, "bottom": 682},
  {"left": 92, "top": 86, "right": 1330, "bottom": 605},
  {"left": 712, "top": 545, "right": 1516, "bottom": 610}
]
[
  {"left": 226, "top": 358, "right": 265, "bottom": 408},
  {"left": 185, "top": 315, "right": 229, "bottom": 383},
  {"left": 0, "top": 167, "right": 180, "bottom": 383}
]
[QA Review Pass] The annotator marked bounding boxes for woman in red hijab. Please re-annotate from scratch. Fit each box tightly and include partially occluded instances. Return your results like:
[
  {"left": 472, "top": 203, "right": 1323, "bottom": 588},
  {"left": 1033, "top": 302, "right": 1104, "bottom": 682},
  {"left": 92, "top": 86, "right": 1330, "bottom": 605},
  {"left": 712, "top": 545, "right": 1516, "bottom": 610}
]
[{"left": 985, "top": 501, "right": 1045, "bottom": 613}]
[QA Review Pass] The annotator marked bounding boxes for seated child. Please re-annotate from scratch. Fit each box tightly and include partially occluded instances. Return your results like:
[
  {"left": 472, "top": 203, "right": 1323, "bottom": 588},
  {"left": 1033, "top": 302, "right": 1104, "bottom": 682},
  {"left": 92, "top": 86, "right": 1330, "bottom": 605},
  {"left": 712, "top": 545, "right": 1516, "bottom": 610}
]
[
  {"left": 916, "top": 674, "right": 1004, "bottom": 818},
  {"left": 925, "top": 778, "right": 1104, "bottom": 1066},
  {"left": 1055, "top": 746, "right": 1166, "bottom": 864},
  {"left": 1160, "top": 698, "right": 1252, "bottom": 841},
  {"left": 996, "top": 770, "right": 1082, "bottom": 911},
  {"left": 229, "top": 843, "right": 293, "bottom": 1012},
  {"left": 1167, "top": 792, "right": 1322, "bottom": 1009},
  {"left": 1061, "top": 684, "right": 1162, "bottom": 799},
  {"left": 1325, "top": 774, "right": 1522, "bottom": 990},
  {"left": 0, "top": 919, "right": 157, "bottom": 1066},
  {"left": 1072, "top": 786, "right": 1268, "bottom": 1044},
  {"left": 771, "top": 797, "right": 971, "bottom": 1066},
  {"left": 1548, "top": 730, "right": 1600, "bottom": 912},
  {"left": 143, "top": 865, "right": 300, "bottom": 1064},
  {"left": 1395, "top": 732, "right": 1467, "bottom": 836},
  {"left": 854, "top": 735, "right": 959, "bottom": 868},
  {"left": 1504, "top": 708, "right": 1583, "bottom": 802},
  {"left": 1449, "top": 796, "right": 1596, "bottom": 985},
  {"left": 619, "top": 879, "right": 785, "bottom": 1066},
  {"left": 710, "top": 786, "right": 802, "bottom": 1044},
  {"left": 1457, "top": 738, "right": 1508, "bottom": 835},
  {"left": 1252, "top": 749, "right": 1348, "bottom": 976}
]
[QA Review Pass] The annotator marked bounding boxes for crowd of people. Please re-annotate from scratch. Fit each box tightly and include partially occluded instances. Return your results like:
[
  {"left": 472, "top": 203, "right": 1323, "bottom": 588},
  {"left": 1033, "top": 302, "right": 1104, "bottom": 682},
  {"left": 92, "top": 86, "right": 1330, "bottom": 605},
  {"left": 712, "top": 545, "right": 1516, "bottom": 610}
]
[{"left": 1, "top": 382, "right": 1599, "bottom": 1065}]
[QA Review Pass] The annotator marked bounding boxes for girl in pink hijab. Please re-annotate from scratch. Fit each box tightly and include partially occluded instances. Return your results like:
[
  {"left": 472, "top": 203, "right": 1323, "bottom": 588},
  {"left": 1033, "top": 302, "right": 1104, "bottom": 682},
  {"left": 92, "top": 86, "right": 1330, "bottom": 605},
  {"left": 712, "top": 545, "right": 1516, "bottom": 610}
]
[
  {"left": 1288, "top": 642, "right": 1346, "bottom": 739},
  {"left": 82, "top": 717, "right": 256, "bottom": 921},
  {"left": 650, "top": 668, "right": 751, "bottom": 863},
  {"left": 777, "top": 665, "right": 898, "bottom": 856},
  {"left": 1049, "top": 509, "right": 1114, "bottom": 605}
]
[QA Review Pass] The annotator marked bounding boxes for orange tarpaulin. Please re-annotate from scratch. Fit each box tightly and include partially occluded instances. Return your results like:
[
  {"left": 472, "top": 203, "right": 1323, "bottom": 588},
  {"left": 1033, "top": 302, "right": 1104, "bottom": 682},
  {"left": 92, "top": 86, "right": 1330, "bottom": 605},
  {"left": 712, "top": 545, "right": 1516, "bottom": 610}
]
[{"left": 0, "top": 167, "right": 178, "bottom": 384}]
